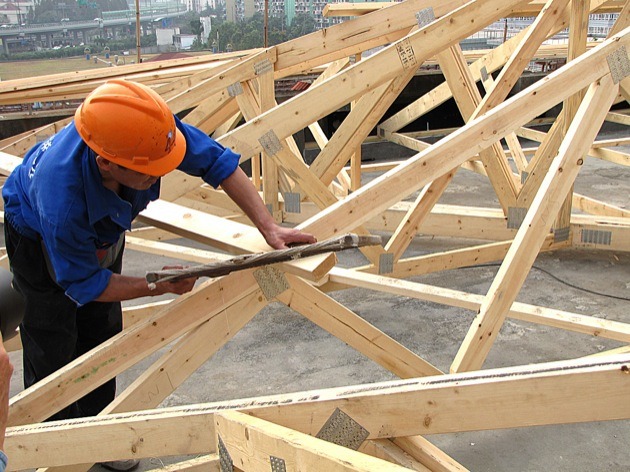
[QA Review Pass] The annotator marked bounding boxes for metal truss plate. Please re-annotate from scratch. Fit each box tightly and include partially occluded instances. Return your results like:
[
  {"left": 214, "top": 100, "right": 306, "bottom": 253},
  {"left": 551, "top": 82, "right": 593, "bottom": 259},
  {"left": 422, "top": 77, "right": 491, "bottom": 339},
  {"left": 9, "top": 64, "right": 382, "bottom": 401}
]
[
  {"left": 259, "top": 130, "right": 283, "bottom": 156},
  {"left": 270, "top": 456, "right": 287, "bottom": 472},
  {"left": 254, "top": 266, "right": 289, "bottom": 300},
  {"left": 553, "top": 226, "right": 570, "bottom": 243},
  {"left": 507, "top": 206, "right": 527, "bottom": 229},
  {"left": 480, "top": 66, "right": 489, "bottom": 83},
  {"left": 521, "top": 171, "right": 529, "bottom": 184},
  {"left": 378, "top": 253, "right": 394, "bottom": 275},
  {"left": 607, "top": 46, "right": 630, "bottom": 84},
  {"left": 218, "top": 436, "right": 233, "bottom": 472},
  {"left": 581, "top": 229, "right": 612, "bottom": 246},
  {"left": 415, "top": 7, "right": 435, "bottom": 28},
  {"left": 396, "top": 38, "right": 418, "bottom": 71},
  {"left": 254, "top": 58, "right": 273, "bottom": 75},
  {"left": 316, "top": 408, "right": 369, "bottom": 451},
  {"left": 283, "top": 192, "right": 301, "bottom": 213},
  {"left": 227, "top": 82, "right": 243, "bottom": 97}
]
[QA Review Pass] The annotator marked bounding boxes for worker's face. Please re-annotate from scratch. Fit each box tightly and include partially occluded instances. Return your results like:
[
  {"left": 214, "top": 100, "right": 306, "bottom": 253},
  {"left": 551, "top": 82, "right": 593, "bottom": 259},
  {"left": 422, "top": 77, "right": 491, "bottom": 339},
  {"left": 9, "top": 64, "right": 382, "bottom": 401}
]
[
  {"left": 96, "top": 156, "right": 161, "bottom": 190},
  {"left": 109, "top": 164, "right": 161, "bottom": 190}
]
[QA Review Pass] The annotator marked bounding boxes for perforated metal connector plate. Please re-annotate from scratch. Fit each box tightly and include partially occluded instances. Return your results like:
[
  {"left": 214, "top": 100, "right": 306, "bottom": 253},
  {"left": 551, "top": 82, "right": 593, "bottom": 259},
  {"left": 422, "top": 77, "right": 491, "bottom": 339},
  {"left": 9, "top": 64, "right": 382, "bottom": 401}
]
[
  {"left": 259, "top": 130, "right": 283, "bottom": 156},
  {"left": 379, "top": 253, "right": 394, "bottom": 275},
  {"left": 254, "top": 266, "right": 289, "bottom": 300},
  {"left": 316, "top": 408, "right": 369, "bottom": 450},
  {"left": 507, "top": 207, "right": 527, "bottom": 229},
  {"left": 396, "top": 38, "right": 417, "bottom": 70},
  {"left": 270, "top": 456, "right": 287, "bottom": 472},
  {"left": 581, "top": 229, "right": 612, "bottom": 246},
  {"left": 227, "top": 82, "right": 243, "bottom": 97},
  {"left": 607, "top": 46, "right": 630, "bottom": 84},
  {"left": 218, "top": 436, "right": 233, "bottom": 472},
  {"left": 284, "top": 192, "right": 301, "bottom": 213},
  {"left": 254, "top": 58, "right": 273, "bottom": 75},
  {"left": 415, "top": 7, "right": 435, "bottom": 28},
  {"left": 480, "top": 66, "right": 489, "bottom": 83},
  {"left": 553, "top": 226, "right": 570, "bottom": 243}
]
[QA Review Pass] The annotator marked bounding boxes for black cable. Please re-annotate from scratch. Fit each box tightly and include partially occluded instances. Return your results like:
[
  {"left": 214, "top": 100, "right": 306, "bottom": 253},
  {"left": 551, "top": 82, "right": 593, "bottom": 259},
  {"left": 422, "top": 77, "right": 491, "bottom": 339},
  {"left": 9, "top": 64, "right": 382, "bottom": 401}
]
[{"left": 464, "top": 263, "right": 630, "bottom": 302}]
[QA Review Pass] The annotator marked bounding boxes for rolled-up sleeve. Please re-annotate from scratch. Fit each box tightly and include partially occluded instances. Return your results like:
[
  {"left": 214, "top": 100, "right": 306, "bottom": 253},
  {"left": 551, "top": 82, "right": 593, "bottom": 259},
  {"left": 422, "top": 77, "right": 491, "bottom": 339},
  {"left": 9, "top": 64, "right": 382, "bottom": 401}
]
[
  {"left": 174, "top": 117, "right": 241, "bottom": 188},
  {"left": 40, "top": 215, "right": 112, "bottom": 306}
]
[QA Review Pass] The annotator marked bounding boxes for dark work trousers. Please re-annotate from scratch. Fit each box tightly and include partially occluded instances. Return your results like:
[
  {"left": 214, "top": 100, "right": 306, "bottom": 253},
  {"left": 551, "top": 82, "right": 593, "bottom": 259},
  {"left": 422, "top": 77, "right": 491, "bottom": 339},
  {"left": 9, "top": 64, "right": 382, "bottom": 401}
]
[{"left": 4, "top": 220, "right": 123, "bottom": 421}]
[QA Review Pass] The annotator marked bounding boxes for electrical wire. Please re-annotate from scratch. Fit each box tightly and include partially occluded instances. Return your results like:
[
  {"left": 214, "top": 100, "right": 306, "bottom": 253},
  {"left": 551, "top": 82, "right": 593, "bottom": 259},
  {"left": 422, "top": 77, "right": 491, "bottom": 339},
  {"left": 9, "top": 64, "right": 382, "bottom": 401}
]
[{"left": 467, "top": 262, "right": 630, "bottom": 302}]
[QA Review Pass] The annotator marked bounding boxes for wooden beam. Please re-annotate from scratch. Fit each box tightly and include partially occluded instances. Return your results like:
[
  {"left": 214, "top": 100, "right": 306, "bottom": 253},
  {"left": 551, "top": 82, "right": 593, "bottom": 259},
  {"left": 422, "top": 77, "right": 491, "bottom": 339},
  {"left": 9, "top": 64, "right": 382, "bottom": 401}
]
[
  {"left": 452, "top": 73, "right": 618, "bottom": 373},
  {"left": 7, "top": 355, "right": 630, "bottom": 469},
  {"left": 278, "top": 274, "right": 442, "bottom": 378},
  {"left": 138, "top": 200, "right": 336, "bottom": 281},
  {"left": 326, "top": 268, "right": 630, "bottom": 344},
  {"left": 8, "top": 271, "right": 261, "bottom": 425},
  {"left": 215, "top": 410, "right": 411, "bottom": 471},
  {"left": 274, "top": 0, "right": 469, "bottom": 78},
  {"left": 298, "top": 30, "right": 630, "bottom": 239},
  {"left": 219, "top": 0, "right": 533, "bottom": 161},
  {"left": 40, "top": 289, "right": 267, "bottom": 472}
]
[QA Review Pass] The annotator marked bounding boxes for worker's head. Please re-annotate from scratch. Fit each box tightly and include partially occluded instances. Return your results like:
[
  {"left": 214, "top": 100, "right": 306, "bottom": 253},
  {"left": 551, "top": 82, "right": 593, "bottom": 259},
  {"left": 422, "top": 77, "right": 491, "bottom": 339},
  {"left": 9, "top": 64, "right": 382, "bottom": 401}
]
[{"left": 74, "top": 79, "right": 186, "bottom": 177}]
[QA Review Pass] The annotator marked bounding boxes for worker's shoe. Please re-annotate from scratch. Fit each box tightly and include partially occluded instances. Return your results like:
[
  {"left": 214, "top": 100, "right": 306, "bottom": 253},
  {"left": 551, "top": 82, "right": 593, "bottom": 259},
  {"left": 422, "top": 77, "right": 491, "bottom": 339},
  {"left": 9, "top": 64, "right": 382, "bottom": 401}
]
[{"left": 100, "top": 459, "right": 140, "bottom": 471}]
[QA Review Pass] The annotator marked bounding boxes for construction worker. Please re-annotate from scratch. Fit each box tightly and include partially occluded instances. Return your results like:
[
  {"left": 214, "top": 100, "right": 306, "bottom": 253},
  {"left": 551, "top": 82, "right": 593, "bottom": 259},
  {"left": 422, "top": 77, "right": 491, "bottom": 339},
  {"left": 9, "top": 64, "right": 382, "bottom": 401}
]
[{"left": 2, "top": 79, "right": 314, "bottom": 470}]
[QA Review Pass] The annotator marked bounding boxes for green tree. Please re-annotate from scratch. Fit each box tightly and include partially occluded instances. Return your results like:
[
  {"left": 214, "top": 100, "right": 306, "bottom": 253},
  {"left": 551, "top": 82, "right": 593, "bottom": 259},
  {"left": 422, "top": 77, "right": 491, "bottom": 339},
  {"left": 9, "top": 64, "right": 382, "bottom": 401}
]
[{"left": 288, "top": 13, "right": 315, "bottom": 39}]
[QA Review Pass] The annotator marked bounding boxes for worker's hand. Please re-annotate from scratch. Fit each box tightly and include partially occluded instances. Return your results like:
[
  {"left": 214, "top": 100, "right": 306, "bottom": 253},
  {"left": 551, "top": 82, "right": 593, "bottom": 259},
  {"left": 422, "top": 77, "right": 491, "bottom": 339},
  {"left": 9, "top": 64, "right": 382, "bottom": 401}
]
[
  {"left": 263, "top": 225, "right": 316, "bottom": 250},
  {"left": 156, "top": 266, "right": 198, "bottom": 295}
]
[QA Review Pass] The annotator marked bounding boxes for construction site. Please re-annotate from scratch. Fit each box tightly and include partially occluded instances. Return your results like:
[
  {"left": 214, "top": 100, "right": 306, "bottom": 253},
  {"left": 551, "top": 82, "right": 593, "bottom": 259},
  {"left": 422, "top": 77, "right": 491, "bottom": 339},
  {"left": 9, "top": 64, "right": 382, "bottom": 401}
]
[{"left": 0, "top": 0, "right": 629, "bottom": 470}]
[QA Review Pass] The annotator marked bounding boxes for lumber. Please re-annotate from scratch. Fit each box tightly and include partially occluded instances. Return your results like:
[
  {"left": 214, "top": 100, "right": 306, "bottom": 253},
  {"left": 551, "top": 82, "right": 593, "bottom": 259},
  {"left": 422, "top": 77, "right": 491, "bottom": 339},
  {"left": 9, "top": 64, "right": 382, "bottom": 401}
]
[
  {"left": 299, "top": 29, "right": 630, "bottom": 239},
  {"left": 7, "top": 355, "right": 630, "bottom": 469},
  {"left": 215, "top": 410, "right": 411, "bottom": 471},
  {"left": 452, "top": 73, "right": 618, "bottom": 373},
  {"left": 278, "top": 274, "right": 442, "bottom": 378}
]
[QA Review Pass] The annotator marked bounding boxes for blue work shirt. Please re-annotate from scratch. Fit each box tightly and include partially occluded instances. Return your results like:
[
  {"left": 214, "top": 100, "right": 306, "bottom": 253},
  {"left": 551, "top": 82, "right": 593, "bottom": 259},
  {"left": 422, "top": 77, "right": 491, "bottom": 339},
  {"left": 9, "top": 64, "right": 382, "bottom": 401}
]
[{"left": 2, "top": 117, "right": 240, "bottom": 306}]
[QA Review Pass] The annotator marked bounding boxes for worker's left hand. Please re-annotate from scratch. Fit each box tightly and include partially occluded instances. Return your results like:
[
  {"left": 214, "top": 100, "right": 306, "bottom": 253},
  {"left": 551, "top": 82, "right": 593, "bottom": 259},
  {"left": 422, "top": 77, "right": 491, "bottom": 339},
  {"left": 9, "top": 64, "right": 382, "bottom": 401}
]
[
  {"left": 156, "top": 265, "right": 198, "bottom": 295},
  {"left": 263, "top": 225, "right": 316, "bottom": 250}
]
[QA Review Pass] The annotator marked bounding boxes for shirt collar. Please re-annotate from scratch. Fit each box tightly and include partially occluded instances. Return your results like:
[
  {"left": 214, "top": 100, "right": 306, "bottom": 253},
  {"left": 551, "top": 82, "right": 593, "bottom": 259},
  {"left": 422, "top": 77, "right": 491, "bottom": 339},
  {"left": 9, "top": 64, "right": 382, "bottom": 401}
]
[{"left": 83, "top": 149, "right": 133, "bottom": 230}]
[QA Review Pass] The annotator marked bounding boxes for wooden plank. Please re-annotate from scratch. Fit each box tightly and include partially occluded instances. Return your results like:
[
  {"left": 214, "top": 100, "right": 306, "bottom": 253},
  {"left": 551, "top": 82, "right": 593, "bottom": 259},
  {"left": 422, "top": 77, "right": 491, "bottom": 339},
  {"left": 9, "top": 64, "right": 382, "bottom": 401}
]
[
  {"left": 311, "top": 72, "right": 416, "bottom": 186},
  {"left": 298, "top": 30, "right": 630, "bottom": 239},
  {"left": 7, "top": 354, "right": 630, "bottom": 470},
  {"left": 393, "top": 436, "right": 470, "bottom": 472},
  {"left": 8, "top": 270, "right": 261, "bottom": 425},
  {"left": 472, "top": 0, "right": 571, "bottom": 117},
  {"left": 278, "top": 274, "right": 442, "bottom": 378},
  {"left": 138, "top": 200, "right": 336, "bottom": 281},
  {"left": 274, "top": 0, "right": 469, "bottom": 78},
  {"left": 0, "top": 117, "right": 73, "bottom": 157},
  {"left": 384, "top": 174, "right": 455, "bottom": 263},
  {"left": 572, "top": 193, "right": 630, "bottom": 218},
  {"left": 374, "top": 236, "right": 556, "bottom": 278},
  {"left": 220, "top": 0, "right": 533, "bottom": 161},
  {"left": 326, "top": 268, "right": 630, "bottom": 343},
  {"left": 437, "top": 43, "right": 518, "bottom": 211},
  {"left": 451, "top": 73, "right": 618, "bottom": 373},
  {"left": 360, "top": 439, "right": 432, "bottom": 471},
  {"left": 215, "top": 410, "right": 411, "bottom": 471},
  {"left": 40, "top": 289, "right": 267, "bottom": 472}
]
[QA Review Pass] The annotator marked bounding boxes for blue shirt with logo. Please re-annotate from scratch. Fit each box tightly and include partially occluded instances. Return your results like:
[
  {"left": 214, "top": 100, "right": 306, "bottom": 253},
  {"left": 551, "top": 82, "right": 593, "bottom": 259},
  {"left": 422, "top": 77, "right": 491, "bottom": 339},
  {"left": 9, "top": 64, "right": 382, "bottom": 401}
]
[{"left": 2, "top": 116, "right": 240, "bottom": 306}]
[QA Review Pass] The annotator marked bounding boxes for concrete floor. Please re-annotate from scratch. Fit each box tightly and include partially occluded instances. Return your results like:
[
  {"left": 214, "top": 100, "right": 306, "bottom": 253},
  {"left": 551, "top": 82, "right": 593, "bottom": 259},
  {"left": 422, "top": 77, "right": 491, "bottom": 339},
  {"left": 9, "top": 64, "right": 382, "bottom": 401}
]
[{"left": 2, "top": 128, "right": 629, "bottom": 471}]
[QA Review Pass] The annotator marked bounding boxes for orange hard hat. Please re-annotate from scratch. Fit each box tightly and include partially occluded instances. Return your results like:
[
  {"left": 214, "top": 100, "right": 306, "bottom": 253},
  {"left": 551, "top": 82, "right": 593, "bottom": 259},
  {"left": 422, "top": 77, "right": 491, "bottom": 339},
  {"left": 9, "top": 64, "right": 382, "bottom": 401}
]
[{"left": 74, "top": 79, "right": 186, "bottom": 176}]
